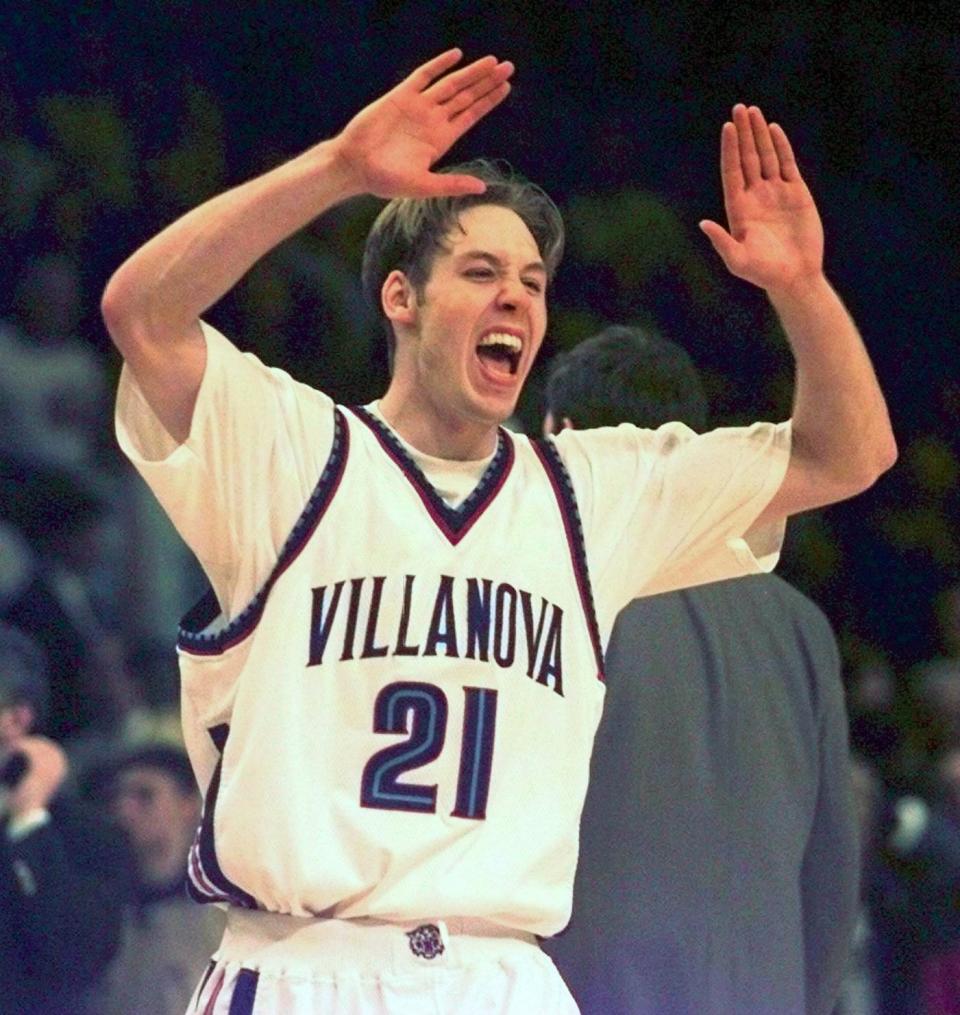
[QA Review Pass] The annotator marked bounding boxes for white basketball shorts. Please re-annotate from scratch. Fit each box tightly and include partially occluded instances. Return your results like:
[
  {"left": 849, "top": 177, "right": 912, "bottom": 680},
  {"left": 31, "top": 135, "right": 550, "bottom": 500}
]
[{"left": 188, "top": 909, "right": 580, "bottom": 1014}]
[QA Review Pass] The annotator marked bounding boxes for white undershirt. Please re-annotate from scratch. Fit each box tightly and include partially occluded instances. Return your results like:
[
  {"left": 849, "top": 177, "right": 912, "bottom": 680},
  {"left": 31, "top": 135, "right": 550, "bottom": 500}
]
[{"left": 368, "top": 401, "right": 493, "bottom": 510}]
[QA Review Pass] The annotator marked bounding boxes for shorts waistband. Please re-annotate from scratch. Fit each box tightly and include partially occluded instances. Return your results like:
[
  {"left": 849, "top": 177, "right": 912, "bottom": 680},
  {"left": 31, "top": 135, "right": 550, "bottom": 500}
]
[{"left": 216, "top": 908, "right": 541, "bottom": 977}]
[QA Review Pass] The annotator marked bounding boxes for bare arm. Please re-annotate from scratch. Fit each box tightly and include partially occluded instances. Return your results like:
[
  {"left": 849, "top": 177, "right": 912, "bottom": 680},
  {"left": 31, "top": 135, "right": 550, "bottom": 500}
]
[
  {"left": 101, "top": 49, "right": 514, "bottom": 441},
  {"left": 700, "top": 105, "right": 897, "bottom": 523}
]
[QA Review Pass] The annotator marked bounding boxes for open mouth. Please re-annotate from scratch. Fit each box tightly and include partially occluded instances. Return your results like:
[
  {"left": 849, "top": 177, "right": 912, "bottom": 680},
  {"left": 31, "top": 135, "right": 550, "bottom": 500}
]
[{"left": 476, "top": 332, "right": 522, "bottom": 377}]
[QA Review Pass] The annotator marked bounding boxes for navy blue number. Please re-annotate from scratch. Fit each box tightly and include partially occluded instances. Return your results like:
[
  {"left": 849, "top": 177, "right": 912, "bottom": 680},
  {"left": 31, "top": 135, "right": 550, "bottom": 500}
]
[
  {"left": 361, "top": 683, "right": 498, "bottom": 820},
  {"left": 452, "top": 688, "right": 498, "bottom": 819},
  {"left": 361, "top": 682, "right": 447, "bottom": 812}
]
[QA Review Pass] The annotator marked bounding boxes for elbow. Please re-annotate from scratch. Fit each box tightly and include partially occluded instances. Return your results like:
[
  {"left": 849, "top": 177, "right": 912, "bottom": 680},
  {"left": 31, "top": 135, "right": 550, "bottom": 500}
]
[
  {"left": 866, "top": 430, "right": 899, "bottom": 486},
  {"left": 845, "top": 434, "right": 899, "bottom": 495},
  {"left": 802, "top": 433, "right": 898, "bottom": 504},
  {"left": 101, "top": 268, "right": 158, "bottom": 359},
  {"left": 877, "top": 433, "right": 899, "bottom": 476},
  {"left": 100, "top": 270, "right": 139, "bottom": 353}
]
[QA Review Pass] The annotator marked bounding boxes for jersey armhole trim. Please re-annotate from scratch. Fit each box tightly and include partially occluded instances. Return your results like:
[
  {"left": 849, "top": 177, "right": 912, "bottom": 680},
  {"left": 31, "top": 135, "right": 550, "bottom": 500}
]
[
  {"left": 178, "top": 406, "right": 350, "bottom": 655},
  {"left": 532, "top": 438, "right": 605, "bottom": 682},
  {"left": 186, "top": 723, "right": 260, "bottom": 909}
]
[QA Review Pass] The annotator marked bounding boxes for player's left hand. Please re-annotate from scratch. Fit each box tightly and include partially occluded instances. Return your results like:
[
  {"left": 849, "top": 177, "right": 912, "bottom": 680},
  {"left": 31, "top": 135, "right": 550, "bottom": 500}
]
[{"left": 699, "top": 105, "right": 824, "bottom": 296}]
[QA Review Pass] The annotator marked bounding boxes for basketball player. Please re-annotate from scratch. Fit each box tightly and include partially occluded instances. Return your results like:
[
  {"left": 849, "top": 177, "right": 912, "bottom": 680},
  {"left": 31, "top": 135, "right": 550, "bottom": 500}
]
[
  {"left": 541, "top": 327, "right": 860, "bottom": 1015},
  {"left": 101, "top": 49, "right": 895, "bottom": 1013}
]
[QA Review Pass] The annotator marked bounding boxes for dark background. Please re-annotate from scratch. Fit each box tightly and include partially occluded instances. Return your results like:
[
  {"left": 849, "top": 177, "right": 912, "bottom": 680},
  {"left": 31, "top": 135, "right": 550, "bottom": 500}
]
[{"left": 2, "top": 0, "right": 958, "bottom": 667}]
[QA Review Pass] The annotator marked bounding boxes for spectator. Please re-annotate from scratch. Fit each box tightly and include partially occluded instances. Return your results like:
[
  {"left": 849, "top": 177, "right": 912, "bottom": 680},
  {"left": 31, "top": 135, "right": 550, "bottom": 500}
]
[
  {"left": 0, "top": 254, "right": 111, "bottom": 476},
  {"left": 84, "top": 743, "right": 224, "bottom": 1015},
  {"left": 1, "top": 467, "right": 134, "bottom": 740},
  {"left": 541, "top": 326, "right": 859, "bottom": 1014},
  {"left": 916, "top": 749, "right": 960, "bottom": 1013},
  {"left": 0, "top": 256, "right": 132, "bottom": 741},
  {"left": 841, "top": 752, "right": 960, "bottom": 1014},
  {"left": 0, "top": 622, "right": 128, "bottom": 1014},
  {"left": 846, "top": 649, "right": 907, "bottom": 788},
  {"left": 909, "top": 662, "right": 960, "bottom": 772}
]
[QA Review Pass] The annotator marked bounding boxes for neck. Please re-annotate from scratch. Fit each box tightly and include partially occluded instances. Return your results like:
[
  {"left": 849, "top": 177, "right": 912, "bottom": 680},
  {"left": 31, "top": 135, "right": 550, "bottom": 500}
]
[{"left": 378, "top": 390, "right": 499, "bottom": 461}]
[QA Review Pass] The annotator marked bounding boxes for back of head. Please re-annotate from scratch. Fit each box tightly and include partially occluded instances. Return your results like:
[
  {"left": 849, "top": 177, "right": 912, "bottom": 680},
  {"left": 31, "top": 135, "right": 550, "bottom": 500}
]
[
  {"left": 544, "top": 324, "right": 708, "bottom": 431},
  {"left": 361, "top": 160, "right": 565, "bottom": 370}
]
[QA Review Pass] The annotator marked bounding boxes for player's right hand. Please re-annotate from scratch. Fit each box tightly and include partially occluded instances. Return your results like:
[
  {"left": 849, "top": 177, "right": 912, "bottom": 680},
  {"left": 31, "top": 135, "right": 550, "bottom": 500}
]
[{"left": 331, "top": 49, "right": 514, "bottom": 199}]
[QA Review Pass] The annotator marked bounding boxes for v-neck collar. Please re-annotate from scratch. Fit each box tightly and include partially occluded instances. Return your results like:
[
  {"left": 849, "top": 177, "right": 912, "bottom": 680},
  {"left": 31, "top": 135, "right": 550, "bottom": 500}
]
[{"left": 348, "top": 405, "right": 515, "bottom": 546}]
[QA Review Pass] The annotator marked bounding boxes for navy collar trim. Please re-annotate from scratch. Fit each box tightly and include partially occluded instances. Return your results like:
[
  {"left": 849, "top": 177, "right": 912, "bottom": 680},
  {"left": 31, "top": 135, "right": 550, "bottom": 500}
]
[{"left": 347, "top": 406, "right": 515, "bottom": 547}]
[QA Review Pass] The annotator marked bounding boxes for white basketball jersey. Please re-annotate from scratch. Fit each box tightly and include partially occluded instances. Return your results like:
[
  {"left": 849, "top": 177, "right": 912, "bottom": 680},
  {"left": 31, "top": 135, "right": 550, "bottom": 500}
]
[{"left": 178, "top": 406, "right": 606, "bottom": 936}]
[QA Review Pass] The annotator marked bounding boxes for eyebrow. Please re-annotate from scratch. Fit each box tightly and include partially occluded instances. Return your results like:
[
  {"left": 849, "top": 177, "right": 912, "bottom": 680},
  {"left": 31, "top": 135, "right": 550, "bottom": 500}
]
[{"left": 457, "top": 251, "right": 548, "bottom": 276}]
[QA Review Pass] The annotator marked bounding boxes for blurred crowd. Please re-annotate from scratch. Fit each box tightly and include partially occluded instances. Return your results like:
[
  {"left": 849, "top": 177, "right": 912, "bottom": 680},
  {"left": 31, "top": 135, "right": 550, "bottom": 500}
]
[{"left": 2, "top": 12, "right": 959, "bottom": 1012}]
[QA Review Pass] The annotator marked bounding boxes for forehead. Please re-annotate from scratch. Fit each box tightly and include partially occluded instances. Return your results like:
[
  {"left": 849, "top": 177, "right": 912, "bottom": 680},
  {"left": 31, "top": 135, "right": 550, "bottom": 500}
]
[
  {"left": 440, "top": 204, "right": 542, "bottom": 263},
  {"left": 113, "top": 766, "right": 181, "bottom": 796}
]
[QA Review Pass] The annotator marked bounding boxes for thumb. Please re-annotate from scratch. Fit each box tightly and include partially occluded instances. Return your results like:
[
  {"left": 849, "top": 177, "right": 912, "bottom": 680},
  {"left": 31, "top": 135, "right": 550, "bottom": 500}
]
[{"left": 699, "top": 219, "right": 740, "bottom": 268}]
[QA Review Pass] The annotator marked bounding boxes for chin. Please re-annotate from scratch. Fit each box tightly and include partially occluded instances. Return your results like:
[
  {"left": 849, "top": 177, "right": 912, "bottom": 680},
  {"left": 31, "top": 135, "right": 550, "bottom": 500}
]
[{"left": 472, "top": 399, "right": 516, "bottom": 428}]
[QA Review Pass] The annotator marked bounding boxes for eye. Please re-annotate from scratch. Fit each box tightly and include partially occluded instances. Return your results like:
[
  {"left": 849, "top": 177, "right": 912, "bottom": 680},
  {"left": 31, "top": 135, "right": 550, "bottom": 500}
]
[
  {"left": 523, "top": 278, "right": 544, "bottom": 294},
  {"left": 465, "top": 267, "right": 495, "bottom": 280}
]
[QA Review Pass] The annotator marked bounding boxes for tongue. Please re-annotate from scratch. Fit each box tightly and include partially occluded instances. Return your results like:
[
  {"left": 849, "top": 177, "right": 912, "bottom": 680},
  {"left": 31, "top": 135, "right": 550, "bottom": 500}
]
[{"left": 477, "top": 348, "right": 514, "bottom": 376}]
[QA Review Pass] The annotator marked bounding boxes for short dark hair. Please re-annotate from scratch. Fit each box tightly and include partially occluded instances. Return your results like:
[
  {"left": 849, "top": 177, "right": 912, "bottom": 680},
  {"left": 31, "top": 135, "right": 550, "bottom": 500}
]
[
  {"left": 0, "top": 622, "right": 49, "bottom": 720},
  {"left": 83, "top": 743, "right": 197, "bottom": 801},
  {"left": 361, "top": 159, "right": 565, "bottom": 370},
  {"left": 544, "top": 325, "right": 708, "bottom": 431}
]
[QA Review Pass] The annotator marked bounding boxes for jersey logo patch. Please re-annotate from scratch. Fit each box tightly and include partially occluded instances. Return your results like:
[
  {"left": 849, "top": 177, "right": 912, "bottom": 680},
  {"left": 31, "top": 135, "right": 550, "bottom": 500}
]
[{"left": 406, "top": 923, "right": 445, "bottom": 959}]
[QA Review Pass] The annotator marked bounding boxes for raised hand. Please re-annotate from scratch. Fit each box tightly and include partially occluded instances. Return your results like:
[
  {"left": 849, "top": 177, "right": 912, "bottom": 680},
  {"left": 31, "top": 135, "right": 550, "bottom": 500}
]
[
  {"left": 333, "top": 48, "right": 514, "bottom": 199},
  {"left": 4, "top": 736, "right": 68, "bottom": 817},
  {"left": 700, "top": 105, "right": 824, "bottom": 295}
]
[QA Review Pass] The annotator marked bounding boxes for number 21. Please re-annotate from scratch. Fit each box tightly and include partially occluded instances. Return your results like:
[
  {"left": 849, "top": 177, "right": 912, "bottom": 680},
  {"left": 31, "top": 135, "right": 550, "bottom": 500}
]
[{"left": 360, "top": 681, "right": 498, "bottom": 820}]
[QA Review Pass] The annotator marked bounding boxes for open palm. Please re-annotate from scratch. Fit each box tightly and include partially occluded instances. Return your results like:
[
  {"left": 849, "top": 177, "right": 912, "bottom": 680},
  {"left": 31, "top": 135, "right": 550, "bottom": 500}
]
[
  {"left": 334, "top": 49, "right": 514, "bottom": 199},
  {"left": 701, "top": 105, "right": 824, "bottom": 294}
]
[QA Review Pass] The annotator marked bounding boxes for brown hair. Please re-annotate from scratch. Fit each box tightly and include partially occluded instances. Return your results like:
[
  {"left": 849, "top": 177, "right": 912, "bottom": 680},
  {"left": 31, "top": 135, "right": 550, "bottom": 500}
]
[{"left": 361, "top": 159, "right": 564, "bottom": 370}]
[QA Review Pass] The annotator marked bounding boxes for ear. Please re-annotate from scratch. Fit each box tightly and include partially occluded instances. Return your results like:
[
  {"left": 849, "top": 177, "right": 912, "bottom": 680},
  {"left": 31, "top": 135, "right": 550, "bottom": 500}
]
[
  {"left": 381, "top": 270, "right": 418, "bottom": 327},
  {"left": 542, "top": 412, "right": 576, "bottom": 437}
]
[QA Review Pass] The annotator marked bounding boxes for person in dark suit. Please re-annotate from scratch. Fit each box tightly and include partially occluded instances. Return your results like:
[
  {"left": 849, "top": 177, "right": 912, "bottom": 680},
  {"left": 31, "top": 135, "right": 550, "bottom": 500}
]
[
  {"left": 541, "top": 327, "right": 860, "bottom": 1015},
  {"left": 0, "top": 622, "right": 129, "bottom": 1015}
]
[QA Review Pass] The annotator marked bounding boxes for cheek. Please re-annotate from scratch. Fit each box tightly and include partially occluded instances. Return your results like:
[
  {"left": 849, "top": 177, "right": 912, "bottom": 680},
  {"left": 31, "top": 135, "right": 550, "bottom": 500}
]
[
  {"left": 420, "top": 338, "right": 457, "bottom": 380},
  {"left": 422, "top": 323, "right": 472, "bottom": 371},
  {"left": 528, "top": 329, "right": 547, "bottom": 366}
]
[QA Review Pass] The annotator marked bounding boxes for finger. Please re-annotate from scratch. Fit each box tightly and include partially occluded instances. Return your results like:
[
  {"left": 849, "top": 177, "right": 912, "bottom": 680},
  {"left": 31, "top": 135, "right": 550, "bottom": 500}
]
[
  {"left": 404, "top": 48, "right": 464, "bottom": 92},
  {"left": 449, "top": 80, "right": 512, "bottom": 135},
  {"left": 699, "top": 219, "right": 742, "bottom": 270},
  {"left": 718, "top": 120, "right": 744, "bottom": 206},
  {"left": 441, "top": 61, "right": 514, "bottom": 118},
  {"left": 748, "top": 106, "right": 779, "bottom": 180},
  {"left": 733, "top": 103, "right": 761, "bottom": 186},
  {"left": 424, "top": 54, "right": 501, "bottom": 104},
  {"left": 769, "top": 123, "right": 800, "bottom": 181}
]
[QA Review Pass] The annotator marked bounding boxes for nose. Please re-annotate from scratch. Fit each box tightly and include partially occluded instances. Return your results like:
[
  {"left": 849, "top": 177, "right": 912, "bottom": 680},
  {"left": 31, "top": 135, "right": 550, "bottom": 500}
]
[
  {"left": 496, "top": 275, "right": 530, "bottom": 311},
  {"left": 113, "top": 790, "right": 146, "bottom": 829},
  {"left": 113, "top": 802, "right": 137, "bottom": 832}
]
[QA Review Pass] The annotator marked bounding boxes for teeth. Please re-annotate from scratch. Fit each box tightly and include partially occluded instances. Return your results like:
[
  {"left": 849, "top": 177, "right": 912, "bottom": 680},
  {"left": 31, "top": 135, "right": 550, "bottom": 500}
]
[{"left": 477, "top": 332, "right": 522, "bottom": 352}]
